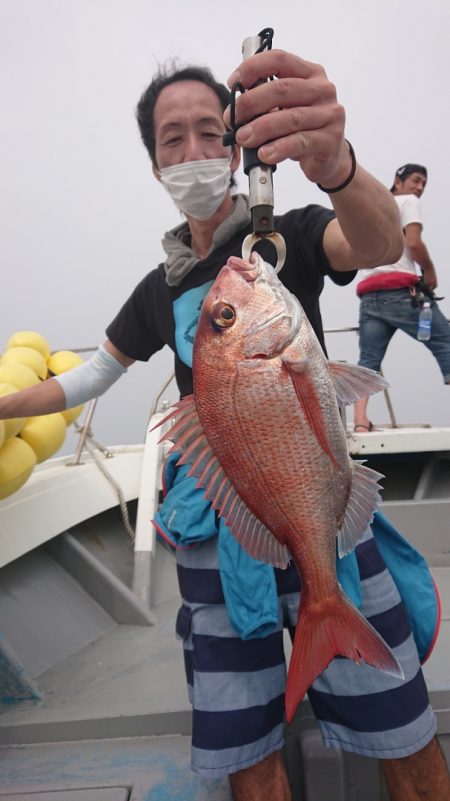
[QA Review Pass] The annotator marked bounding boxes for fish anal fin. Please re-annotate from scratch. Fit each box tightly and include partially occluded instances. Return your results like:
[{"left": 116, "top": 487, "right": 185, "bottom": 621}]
[
  {"left": 285, "top": 591, "right": 403, "bottom": 724},
  {"left": 329, "top": 362, "right": 389, "bottom": 406},
  {"left": 337, "top": 461, "right": 385, "bottom": 557},
  {"left": 283, "top": 359, "right": 338, "bottom": 467}
]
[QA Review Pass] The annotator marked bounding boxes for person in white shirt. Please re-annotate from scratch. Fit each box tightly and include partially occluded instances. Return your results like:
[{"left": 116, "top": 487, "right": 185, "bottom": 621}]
[{"left": 354, "top": 163, "right": 450, "bottom": 432}]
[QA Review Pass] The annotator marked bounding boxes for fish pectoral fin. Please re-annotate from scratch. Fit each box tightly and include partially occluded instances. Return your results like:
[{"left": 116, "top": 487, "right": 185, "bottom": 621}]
[
  {"left": 328, "top": 361, "right": 389, "bottom": 406},
  {"left": 283, "top": 358, "right": 338, "bottom": 467},
  {"left": 337, "top": 461, "right": 385, "bottom": 556},
  {"left": 154, "top": 394, "right": 289, "bottom": 569}
]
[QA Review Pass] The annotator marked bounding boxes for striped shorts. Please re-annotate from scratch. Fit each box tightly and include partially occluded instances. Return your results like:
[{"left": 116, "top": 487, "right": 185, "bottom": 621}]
[{"left": 175, "top": 527, "right": 437, "bottom": 778}]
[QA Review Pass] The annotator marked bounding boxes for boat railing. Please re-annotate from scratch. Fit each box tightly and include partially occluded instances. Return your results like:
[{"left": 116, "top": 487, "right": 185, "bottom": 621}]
[
  {"left": 67, "top": 312, "right": 450, "bottom": 453},
  {"left": 324, "top": 325, "right": 398, "bottom": 429}
]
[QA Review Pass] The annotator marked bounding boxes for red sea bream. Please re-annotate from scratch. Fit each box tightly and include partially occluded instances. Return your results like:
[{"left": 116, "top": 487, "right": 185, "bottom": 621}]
[{"left": 159, "top": 253, "right": 403, "bottom": 722}]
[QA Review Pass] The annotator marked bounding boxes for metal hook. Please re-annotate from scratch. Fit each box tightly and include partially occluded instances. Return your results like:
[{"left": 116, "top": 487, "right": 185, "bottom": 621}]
[{"left": 241, "top": 232, "right": 286, "bottom": 273}]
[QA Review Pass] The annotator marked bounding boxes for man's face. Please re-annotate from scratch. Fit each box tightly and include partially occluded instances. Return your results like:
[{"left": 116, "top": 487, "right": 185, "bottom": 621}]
[
  {"left": 394, "top": 172, "right": 427, "bottom": 198},
  {"left": 152, "top": 80, "right": 239, "bottom": 174}
]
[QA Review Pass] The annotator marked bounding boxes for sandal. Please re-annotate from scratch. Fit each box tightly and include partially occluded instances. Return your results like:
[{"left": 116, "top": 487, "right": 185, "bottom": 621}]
[{"left": 354, "top": 422, "right": 376, "bottom": 432}]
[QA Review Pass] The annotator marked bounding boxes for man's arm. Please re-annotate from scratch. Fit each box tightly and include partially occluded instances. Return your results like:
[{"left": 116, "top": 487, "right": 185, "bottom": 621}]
[
  {"left": 104, "top": 339, "right": 135, "bottom": 367},
  {"left": 226, "top": 49, "right": 404, "bottom": 271},
  {"left": 0, "top": 340, "right": 133, "bottom": 420},
  {"left": 404, "top": 222, "right": 438, "bottom": 290},
  {"left": 321, "top": 164, "right": 403, "bottom": 271},
  {"left": 0, "top": 377, "right": 66, "bottom": 419}
]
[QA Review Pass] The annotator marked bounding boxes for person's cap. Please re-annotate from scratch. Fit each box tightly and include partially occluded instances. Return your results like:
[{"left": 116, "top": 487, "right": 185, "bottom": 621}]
[{"left": 390, "top": 163, "right": 427, "bottom": 191}]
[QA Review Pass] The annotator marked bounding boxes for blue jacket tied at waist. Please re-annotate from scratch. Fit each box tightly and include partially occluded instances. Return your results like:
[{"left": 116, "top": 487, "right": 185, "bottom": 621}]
[{"left": 154, "top": 451, "right": 439, "bottom": 660}]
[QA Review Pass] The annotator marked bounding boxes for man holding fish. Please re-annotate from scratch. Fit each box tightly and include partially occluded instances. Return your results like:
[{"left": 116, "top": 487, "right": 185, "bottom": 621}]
[{"left": 1, "top": 45, "right": 449, "bottom": 801}]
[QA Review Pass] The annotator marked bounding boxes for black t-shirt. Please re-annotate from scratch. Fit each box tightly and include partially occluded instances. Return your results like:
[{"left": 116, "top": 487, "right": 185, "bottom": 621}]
[{"left": 106, "top": 205, "right": 355, "bottom": 397}]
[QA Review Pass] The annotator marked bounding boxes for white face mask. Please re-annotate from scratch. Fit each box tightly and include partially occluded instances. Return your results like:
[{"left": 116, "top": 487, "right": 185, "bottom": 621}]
[{"left": 159, "top": 158, "right": 231, "bottom": 220}]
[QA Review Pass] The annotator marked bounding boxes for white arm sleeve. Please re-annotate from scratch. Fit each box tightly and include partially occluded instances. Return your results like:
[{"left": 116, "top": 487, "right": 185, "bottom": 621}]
[{"left": 53, "top": 345, "right": 128, "bottom": 408}]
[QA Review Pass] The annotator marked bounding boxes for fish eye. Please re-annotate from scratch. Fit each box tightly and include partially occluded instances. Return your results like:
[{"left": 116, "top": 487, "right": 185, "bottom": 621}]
[{"left": 211, "top": 302, "right": 236, "bottom": 329}]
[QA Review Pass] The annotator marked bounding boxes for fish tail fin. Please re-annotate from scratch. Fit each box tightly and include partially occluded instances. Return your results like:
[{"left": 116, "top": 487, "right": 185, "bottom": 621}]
[{"left": 285, "top": 591, "right": 404, "bottom": 723}]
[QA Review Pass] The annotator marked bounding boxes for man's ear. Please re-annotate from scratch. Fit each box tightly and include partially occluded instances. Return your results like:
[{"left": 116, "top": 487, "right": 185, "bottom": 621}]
[
  {"left": 152, "top": 161, "right": 162, "bottom": 183},
  {"left": 230, "top": 143, "right": 241, "bottom": 175}
]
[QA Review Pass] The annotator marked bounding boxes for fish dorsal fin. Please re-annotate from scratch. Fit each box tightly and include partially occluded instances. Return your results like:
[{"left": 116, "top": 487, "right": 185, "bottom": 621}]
[
  {"left": 283, "top": 358, "right": 338, "bottom": 467},
  {"left": 337, "top": 460, "right": 385, "bottom": 557},
  {"left": 155, "top": 395, "right": 289, "bottom": 568},
  {"left": 328, "top": 362, "right": 389, "bottom": 406}
]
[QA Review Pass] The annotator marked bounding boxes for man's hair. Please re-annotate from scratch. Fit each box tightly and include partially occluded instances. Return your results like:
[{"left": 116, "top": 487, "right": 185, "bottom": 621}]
[
  {"left": 390, "top": 163, "right": 427, "bottom": 192},
  {"left": 136, "top": 62, "right": 231, "bottom": 168}
]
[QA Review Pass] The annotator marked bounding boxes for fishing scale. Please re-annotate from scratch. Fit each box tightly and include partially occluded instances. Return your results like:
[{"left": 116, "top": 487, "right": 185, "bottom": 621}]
[{"left": 223, "top": 27, "right": 286, "bottom": 273}]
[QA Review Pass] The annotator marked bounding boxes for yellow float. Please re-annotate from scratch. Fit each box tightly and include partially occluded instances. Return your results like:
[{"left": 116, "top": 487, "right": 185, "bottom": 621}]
[
  {"left": 0, "top": 362, "right": 40, "bottom": 391},
  {"left": 1, "top": 346, "right": 48, "bottom": 380},
  {"left": 19, "top": 412, "right": 67, "bottom": 464},
  {"left": 47, "top": 349, "right": 85, "bottom": 426},
  {"left": 0, "top": 382, "right": 26, "bottom": 438},
  {"left": 60, "top": 403, "right": 84, "bottom": 426},
  {"left": 5, "top": 330, "right": 51, "bottom": 361},
  {"left": 47, "top": 349, "right": 84, "bottom": 374},
  {"left": 0, "top": 332, "right": 86, "bottom": 499},
  {"left": 0, "top": 437, "right": 37, "bottom": 500}
]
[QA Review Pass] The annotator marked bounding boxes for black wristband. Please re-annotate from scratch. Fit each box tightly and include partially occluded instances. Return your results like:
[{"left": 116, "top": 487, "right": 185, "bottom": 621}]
[{"left": 316, "top": 140, "right": 356, "bottom": 193}]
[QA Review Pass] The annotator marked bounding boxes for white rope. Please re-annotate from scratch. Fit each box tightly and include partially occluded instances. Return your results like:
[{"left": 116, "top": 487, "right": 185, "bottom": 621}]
[{"left": 83, "top": 439, "right": 136, "bottom": 543}]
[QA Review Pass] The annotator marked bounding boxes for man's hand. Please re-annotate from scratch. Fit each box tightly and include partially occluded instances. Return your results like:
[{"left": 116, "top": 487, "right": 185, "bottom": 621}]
[
  {"left": 225, "top": 49, "right": 351, "bottom": 189},
  {"left": 405, "top": 223, "right": 438, "bottom": 290},
  {"left": 226, "top": 47, "right": 403, "bottom": 270}
]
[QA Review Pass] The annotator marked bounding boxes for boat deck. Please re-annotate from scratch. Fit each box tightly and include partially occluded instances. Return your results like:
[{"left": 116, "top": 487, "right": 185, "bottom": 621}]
[{"left": 0, "top": 423, "right": 449, "bottom": 800}]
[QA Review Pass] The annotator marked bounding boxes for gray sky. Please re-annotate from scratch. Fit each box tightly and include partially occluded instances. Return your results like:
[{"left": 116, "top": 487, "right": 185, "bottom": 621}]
[{"left": 1, "top": 0, "right": 449, "bottom": 455}]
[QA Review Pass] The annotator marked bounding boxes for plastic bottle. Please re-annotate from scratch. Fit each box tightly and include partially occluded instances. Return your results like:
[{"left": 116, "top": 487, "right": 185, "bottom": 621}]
[{"left": 417, "top": 301, "right": 432, "bottom": 341}]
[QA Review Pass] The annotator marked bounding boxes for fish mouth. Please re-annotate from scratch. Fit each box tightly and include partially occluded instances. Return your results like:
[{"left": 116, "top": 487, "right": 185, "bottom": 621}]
[{"left": 224, "top": 254, "right": 301, "bottom": 356}]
